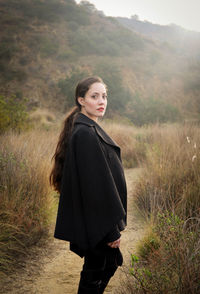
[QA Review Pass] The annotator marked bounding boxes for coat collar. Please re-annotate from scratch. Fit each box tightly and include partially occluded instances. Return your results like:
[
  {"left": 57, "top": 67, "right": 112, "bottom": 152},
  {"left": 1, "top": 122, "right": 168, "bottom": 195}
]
[{"left": 75, "top": 113, "right": 120, "bottom": 149}]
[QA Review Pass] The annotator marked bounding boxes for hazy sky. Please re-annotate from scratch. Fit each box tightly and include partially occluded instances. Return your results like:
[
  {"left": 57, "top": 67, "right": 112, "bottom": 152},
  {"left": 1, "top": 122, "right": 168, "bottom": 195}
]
[{"left": 76, "top": 0, "right": 200, "bottom": 32}]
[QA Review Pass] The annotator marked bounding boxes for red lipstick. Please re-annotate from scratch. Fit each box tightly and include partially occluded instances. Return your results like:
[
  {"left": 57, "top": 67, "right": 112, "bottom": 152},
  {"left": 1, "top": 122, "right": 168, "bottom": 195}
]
[{"left": 97, "top": 108, "right": 104, "bottom": 112}]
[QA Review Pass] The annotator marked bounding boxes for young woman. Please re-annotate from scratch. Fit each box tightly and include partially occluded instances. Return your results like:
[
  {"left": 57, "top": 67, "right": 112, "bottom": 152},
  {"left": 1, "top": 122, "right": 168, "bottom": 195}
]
[{"left": 50, "top": 76, "right": 127, "bottom": 294}]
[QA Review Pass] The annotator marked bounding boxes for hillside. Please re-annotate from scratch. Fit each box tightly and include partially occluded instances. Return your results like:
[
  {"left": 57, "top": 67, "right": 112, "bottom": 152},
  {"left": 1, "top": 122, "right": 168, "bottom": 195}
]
[
  {"left": 0, "top": 0, "right": 200, "bottom": 125},
  {"left": 117, "top": 16, "right": 200, "bottom": 58}
]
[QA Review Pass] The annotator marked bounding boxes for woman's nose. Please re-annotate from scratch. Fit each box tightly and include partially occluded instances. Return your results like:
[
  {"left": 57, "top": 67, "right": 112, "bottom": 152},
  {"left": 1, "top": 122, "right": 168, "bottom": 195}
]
[{"left": 98, "top": 96, "right": 105, "bottom": 104}]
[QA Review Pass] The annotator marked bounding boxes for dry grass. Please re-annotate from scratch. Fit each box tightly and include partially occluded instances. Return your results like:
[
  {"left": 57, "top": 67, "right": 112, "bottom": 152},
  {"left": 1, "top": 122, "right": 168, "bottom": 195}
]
[
  {"left": 2, "top": 117, "right": 199, "bottom": 294},
  {"left": 133, "top": 123, "right": 200, "bottom": 219},
  {"left": 121, "top": 123, "right": 200, "bottom": 294},
  {"left": 0, "top": 128, "right": 59, "bottom": 275},
  {"left": 1, "top": 117, "right": 144, "bottom": 276},
  {"left": 29, "top": 108, "right": 57, "bottom": 129},
  {"left": 0, "top": 116, "right": 146, "bottom": 278},
  {"left": 102, "top": 120, "right": 147, "bottom": 168},
  {"left": 122, "top": 213, "right": 200, "bottom": 294}
]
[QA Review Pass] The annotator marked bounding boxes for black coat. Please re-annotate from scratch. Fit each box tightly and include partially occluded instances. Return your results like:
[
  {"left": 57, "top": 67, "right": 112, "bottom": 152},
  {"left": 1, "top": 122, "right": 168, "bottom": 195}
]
[{"left": 54, "top": 113, "right": 127, "bottom": 256}]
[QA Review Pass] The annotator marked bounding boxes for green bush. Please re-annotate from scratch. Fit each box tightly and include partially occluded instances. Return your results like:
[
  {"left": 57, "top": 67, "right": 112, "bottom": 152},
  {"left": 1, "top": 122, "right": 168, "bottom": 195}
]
[
  {"left": 58, "top": 69, "right": 90, "bottom": 108},
  {"left": 127, "top": 93, "right": 181, "bottom": 125},
  {"left": 57, "top": 49, "right": 76, "bottom": 61},
  {"left": 136, "top": 229, "right": 160, "bottom": 260},
  {"left": 129, "top": 213, "right": 200, "bottom": 294},
  {"left": 126, "top": 124, "right": 200, "bottom": 294},
  {"left": 0, "top": 95, "right": 30, "bottom": 133},
  {"left": 39, "top": 38, "right": 59, "bottom": 58},
  {"left": 0, "top": 40, "right": 18, "bottom": 61},
  {"left": 2, "top": 0, "right": 90, "bottom": 24},
  {"left": 94, "top": 60, "right": 131, "bottom": 114},
  {"left": 68, "top": 23, "right": 144, "bottom": 57},
  {"left": 0, "top": 15, "right": 28, "bottom": 31}
]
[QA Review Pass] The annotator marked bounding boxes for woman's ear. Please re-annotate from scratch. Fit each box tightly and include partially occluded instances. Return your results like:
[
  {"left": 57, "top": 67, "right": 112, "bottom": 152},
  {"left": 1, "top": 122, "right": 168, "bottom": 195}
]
[{"left": 77, "top": 97, "right": 85, "bottom": 107}]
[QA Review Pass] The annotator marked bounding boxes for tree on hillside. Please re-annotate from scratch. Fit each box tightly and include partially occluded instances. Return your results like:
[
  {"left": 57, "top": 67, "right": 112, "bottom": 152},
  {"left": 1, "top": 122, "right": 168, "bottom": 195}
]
[
  {"left": 131, "top": 14, "right": 139, "bottom": 20},
  {"left": 126, "top": 93, "right": 181, "bottom": 125},
  {"left": 79, "top": 1, "right": 97, "bottom": 13},
  {"left": 58, "top": 69, "right": 90, "bottom": 109},
  {"left": 94, "top": 61, "right": 131, "bottom": 115},
  {"left": 0, "top": 95, "right": 30, "bottom": 133}
]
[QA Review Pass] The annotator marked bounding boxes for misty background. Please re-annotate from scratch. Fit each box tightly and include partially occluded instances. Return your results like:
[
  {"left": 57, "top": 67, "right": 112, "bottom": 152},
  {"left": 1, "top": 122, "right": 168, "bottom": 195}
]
[
  {"left": 1, "top": 2, "right": 200, "bottom": 293},
  {"left": 1, "top": 0, "right": 200, "bottom": 128},
  {"left": 75, "top": 0, "right": 200, "bottom": 32}
]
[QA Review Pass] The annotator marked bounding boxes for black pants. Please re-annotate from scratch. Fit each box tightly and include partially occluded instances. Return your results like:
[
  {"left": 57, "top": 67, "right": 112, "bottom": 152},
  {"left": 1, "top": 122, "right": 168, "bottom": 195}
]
[{"left": 77, "top": 243, "right": 123, "bottom": 294}]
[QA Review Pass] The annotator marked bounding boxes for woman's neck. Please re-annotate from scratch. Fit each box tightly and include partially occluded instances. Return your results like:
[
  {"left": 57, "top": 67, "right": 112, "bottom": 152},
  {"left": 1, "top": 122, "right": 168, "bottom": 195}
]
[{"left": 80, "top": 110, "right": 98, "bottom": 122}]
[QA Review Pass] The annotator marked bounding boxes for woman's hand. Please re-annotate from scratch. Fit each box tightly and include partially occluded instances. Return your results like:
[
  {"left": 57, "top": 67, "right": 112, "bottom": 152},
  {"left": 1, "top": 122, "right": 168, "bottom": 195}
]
[{"left": 107, "top": 237, "right": 121, "bottom": 248}]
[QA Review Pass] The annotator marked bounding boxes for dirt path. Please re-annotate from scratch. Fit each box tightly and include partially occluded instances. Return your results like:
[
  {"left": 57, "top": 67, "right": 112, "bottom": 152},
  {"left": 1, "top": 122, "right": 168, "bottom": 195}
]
[{"left": 1, "top": 168, "right": 145, "bottom": 294}]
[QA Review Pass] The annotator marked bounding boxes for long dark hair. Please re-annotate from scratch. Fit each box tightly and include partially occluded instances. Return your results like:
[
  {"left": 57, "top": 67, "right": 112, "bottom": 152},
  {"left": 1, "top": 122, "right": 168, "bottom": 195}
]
[{"left": 49, "top": 76, "right": 104, "bottom": 192}]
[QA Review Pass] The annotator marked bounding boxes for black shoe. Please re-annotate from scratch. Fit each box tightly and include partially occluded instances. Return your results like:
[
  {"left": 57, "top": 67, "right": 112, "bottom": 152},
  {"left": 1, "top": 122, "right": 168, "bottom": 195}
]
[{"left": 77, "top": 281, "right": 102, "bottom": 294}]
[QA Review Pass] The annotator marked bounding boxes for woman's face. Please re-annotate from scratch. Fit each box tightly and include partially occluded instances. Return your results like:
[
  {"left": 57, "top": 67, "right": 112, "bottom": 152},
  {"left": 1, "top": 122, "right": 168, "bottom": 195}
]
[{"left": 78, "top": 82, "right": 107, "bottom": 121}]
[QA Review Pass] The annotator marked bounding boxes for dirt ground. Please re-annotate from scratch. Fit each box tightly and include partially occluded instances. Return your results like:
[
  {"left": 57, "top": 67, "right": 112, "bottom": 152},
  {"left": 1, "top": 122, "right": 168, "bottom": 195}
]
[{"left": 1, "top": 168, "right": 145, "bottom": 294}]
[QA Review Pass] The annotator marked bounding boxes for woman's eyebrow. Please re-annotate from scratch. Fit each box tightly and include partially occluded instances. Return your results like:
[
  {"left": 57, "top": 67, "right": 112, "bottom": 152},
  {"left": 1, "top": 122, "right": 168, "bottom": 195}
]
[{"left": 91, "top": 92, "right": 107, "bottom": 95}]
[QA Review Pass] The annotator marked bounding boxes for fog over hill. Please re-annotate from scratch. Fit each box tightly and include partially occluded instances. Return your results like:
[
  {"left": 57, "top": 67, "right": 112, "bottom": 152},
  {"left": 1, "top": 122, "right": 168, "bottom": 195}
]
[
  {"left": 0, "top": 0, "right": 200, "bottom": 124},
  {"left": 117, "top": 15, "right": 200, "bottom": 58}
]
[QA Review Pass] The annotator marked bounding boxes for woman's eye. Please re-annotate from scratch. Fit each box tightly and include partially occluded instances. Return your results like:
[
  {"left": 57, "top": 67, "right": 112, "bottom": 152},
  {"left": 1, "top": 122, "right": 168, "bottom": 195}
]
[{"left": 91, "top": 94, "right": 107, "bottom": 99}]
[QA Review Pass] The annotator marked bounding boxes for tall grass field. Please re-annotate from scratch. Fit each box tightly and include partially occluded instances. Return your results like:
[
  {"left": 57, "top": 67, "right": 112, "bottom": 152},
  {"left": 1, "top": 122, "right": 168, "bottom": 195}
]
[
  {"left": 0, "top": 120, "right": 139, "bottom": 277},
  {"left": 0, "top": 128, "right": 58, "bottom": 275},
  {"left": 122, "top": 123, "right": 200, "bottom": 294},
  {"left": 0, "top": 120, "right": 199, "bottom": 294}
]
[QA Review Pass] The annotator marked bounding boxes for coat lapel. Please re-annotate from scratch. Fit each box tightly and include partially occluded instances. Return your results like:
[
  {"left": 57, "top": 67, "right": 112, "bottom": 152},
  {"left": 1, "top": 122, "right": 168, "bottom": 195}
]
[{"left": 75, "top": 113, "right": 120, "bottom": 150}]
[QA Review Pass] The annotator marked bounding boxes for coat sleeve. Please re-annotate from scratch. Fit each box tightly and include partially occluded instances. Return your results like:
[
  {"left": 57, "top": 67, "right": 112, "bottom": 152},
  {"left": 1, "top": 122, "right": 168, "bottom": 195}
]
[
  {"left": 74, "top": 126, "right": 126, "bottom": 249},
  {"left": 103, "top": 225, "right": 121, "bottom": 243}
]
